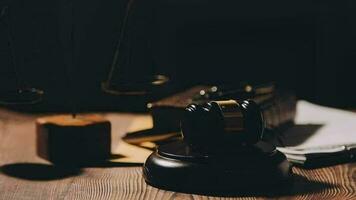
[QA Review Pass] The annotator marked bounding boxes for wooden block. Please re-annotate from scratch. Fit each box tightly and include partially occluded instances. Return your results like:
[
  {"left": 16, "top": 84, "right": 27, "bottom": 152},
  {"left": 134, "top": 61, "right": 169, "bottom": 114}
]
[{"left": 36, "top": 115, "right": 111, "bottom": 164}]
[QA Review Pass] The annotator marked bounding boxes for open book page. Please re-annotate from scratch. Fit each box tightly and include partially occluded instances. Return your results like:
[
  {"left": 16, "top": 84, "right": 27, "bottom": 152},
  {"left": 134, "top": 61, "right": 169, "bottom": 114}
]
[{"left": 277, "top": 101, "right": 356, "bottom": 155}]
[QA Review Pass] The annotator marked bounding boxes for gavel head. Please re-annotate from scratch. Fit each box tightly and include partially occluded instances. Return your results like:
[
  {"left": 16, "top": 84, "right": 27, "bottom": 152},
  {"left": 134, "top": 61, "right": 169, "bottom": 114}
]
[{"left": 181, "top": 99, "right": 264, "bottom": 148}]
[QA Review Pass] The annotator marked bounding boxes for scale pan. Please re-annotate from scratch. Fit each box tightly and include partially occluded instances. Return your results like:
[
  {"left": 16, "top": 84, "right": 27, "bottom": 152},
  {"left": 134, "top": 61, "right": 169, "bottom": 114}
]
[
  {"left": 0, "top": 88, "right": 44, "bottom": 106},
  {"left": 102, "top": 75, "right": 169, "bottom": 96}
]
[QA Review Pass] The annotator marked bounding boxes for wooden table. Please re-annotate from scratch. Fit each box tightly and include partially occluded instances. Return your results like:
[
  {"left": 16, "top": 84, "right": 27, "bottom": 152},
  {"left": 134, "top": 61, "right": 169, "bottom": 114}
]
[{"left": 0, "top": 108, "right": 355, "bottom": 200}]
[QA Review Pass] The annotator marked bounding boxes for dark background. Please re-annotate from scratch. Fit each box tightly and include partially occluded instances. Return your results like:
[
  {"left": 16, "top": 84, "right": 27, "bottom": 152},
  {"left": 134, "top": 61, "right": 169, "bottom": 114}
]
[{"left": 0, "top": 0, "right": 355, "bottom": 111}]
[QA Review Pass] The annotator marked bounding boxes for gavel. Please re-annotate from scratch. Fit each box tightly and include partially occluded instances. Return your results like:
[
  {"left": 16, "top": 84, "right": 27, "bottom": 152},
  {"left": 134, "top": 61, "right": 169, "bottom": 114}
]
[
  {"left": 181, "top": 94, "right": 296, "bottom": 148},
  {"left": 181, "top": 100, "right": 264, "bottom": 147},
  {"left": 143, "top": 98, "right": 292, "bottom": 193}
]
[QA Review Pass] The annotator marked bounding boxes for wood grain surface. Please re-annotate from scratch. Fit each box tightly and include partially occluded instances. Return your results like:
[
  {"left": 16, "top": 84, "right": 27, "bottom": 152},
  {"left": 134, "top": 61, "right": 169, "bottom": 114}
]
[{"left": 0, "top": 108, "right": 355, "bottom": 200}]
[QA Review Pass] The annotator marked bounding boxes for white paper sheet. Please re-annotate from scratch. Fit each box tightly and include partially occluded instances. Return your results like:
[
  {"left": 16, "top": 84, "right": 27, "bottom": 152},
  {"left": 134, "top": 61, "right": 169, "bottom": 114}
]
[{"left": 277, "top": 101, "right": 356, "bottom": 156}]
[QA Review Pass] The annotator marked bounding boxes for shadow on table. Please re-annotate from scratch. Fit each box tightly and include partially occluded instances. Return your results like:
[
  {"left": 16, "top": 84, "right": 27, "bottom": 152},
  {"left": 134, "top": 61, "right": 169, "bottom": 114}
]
[
  {"left": 155, "top": 173, "right": 336, "bottom": 198},
  {"left": 0, "top": 155, "right": 144, "bottom": 180},
  {"left": 60, "top": 153, "right": 144, "bottom": 168},
  {"left": 0, "top": 163, "right": 82, "bottom": 181}
]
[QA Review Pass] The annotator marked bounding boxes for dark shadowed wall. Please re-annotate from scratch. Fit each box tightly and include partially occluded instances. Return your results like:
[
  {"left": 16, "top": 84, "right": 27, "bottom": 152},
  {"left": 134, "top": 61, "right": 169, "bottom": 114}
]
[{"left": 1, "top": 0, "right": 355, "bottom": 111}]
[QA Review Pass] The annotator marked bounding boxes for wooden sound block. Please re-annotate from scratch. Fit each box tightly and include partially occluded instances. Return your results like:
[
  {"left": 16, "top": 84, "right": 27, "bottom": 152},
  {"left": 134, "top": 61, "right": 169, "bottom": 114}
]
[
  {"left": 143, "top": 141, "right": 292, "bottom": 194},
  {"left": 36, "top": 115, "right": 111, "bottom": 165}
]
